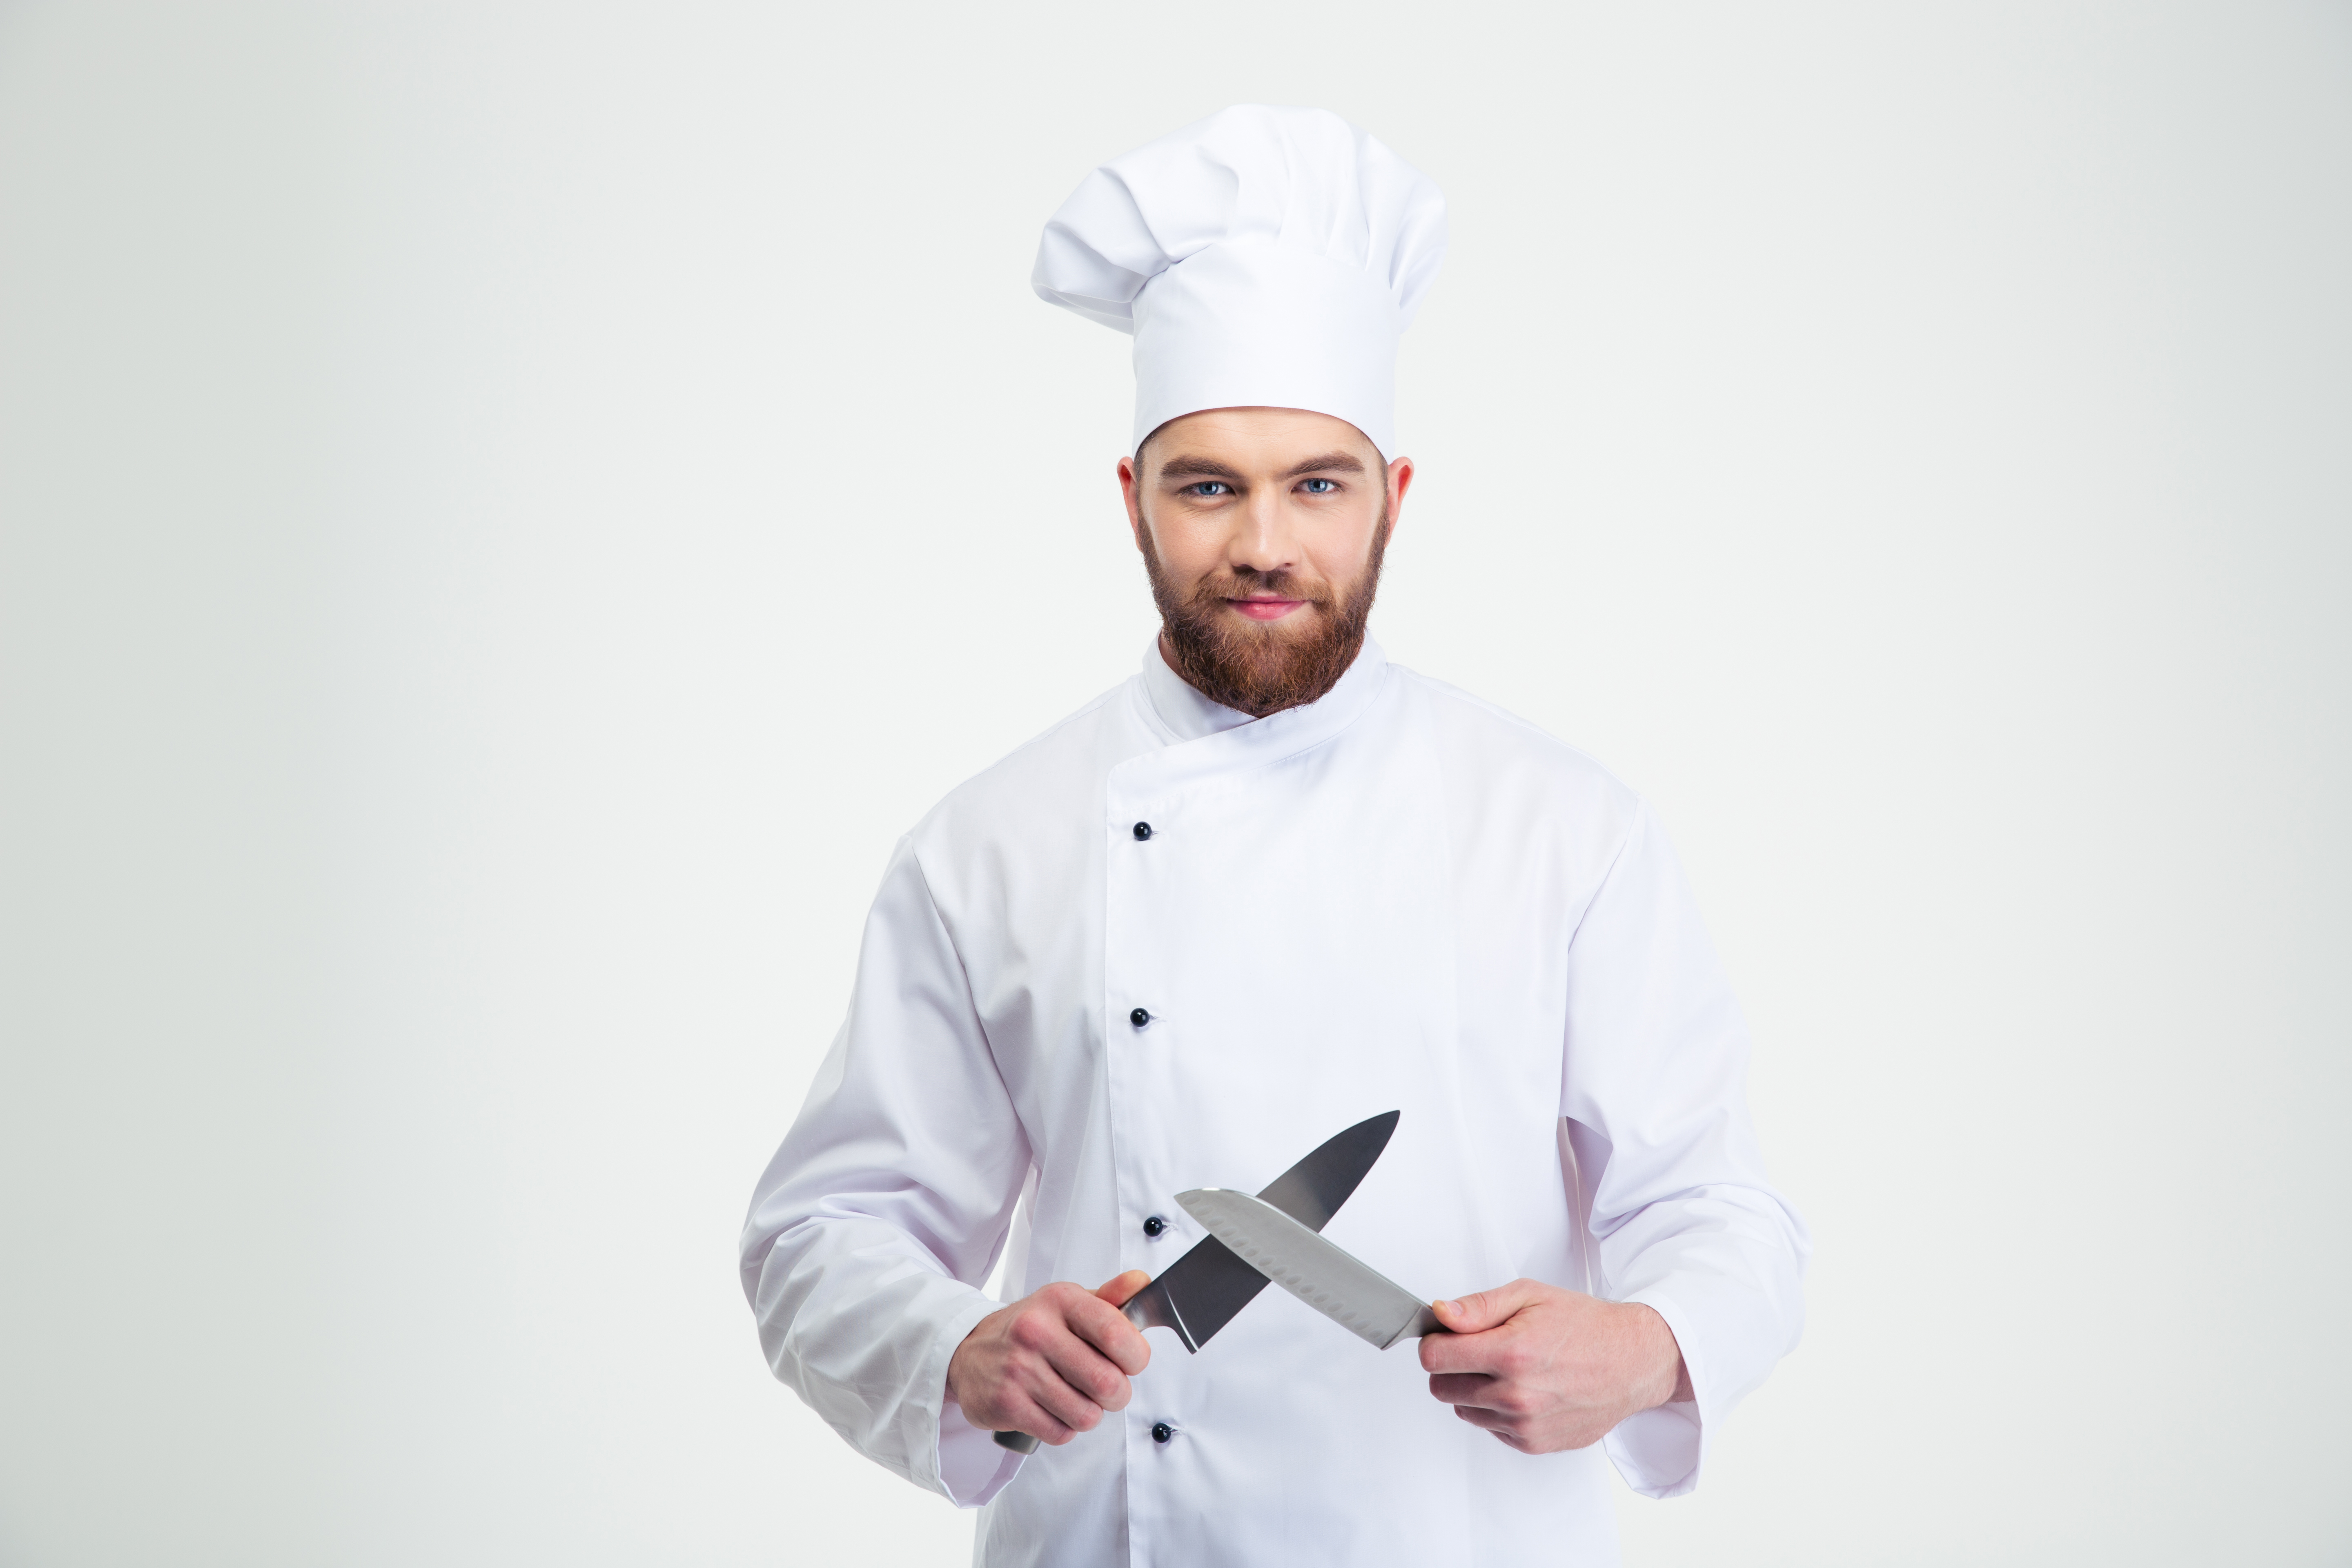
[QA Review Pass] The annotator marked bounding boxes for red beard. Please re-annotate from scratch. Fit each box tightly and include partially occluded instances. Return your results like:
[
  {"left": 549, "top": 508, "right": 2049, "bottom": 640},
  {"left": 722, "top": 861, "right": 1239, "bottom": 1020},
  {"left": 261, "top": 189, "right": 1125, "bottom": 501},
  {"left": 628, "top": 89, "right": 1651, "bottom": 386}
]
[{"left": 1139, "top": 512, "right": 1391, "bottom": 718}]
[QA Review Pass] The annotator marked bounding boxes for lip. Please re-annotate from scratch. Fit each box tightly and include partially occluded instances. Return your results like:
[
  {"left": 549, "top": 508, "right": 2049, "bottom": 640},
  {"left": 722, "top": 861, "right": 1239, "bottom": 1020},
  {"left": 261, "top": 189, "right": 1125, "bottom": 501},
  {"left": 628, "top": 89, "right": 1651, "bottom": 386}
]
[{"left": 1229, "top": 597, "right": 1307, "bottom": 622}]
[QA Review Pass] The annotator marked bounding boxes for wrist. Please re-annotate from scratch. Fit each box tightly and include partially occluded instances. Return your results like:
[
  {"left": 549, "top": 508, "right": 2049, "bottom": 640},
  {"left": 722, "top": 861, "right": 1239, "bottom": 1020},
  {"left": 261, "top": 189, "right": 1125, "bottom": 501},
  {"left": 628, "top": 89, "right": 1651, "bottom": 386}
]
[
  {"left": 943, "top": 1310, "right": 992, "bottom": 1411},
  {"left": 1624, "top": 1302, "right": 1689, "bottom": 1411}
]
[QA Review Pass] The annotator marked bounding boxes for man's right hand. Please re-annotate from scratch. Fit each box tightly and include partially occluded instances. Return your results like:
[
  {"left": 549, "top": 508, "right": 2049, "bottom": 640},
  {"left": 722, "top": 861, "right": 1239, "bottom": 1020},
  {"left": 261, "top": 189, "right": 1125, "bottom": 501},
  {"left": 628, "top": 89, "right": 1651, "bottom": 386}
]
[{"left": 946, "top": 1270, "right": 1153, "bottom": 1447}]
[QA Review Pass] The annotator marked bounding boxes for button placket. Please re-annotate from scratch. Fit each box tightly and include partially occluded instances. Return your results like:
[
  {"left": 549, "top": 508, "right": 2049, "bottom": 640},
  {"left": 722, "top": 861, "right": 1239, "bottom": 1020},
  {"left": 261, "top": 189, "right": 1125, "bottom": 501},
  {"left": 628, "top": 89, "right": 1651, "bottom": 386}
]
[{"left": 1103, "top": 789, "right": 1180, "bottom": 1354}]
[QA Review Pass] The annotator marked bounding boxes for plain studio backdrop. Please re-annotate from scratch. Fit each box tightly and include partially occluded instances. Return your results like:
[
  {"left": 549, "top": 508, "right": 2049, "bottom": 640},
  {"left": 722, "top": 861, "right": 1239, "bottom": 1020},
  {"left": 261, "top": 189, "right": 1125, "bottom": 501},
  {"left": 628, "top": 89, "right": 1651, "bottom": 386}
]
[{"left": 2, "top": 2, "right": 2348, "bottom": 1564}]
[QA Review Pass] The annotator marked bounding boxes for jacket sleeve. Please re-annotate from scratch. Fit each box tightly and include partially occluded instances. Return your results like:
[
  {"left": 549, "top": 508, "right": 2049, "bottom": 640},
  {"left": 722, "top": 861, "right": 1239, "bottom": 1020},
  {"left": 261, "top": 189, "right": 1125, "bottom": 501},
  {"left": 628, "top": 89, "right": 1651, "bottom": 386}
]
[
  {"left": 739, "top": 837, "right": 1033, "bottom": 1506},
  {"left": 1559, "top": 800, "right": 1810, "bottom": 1499}
]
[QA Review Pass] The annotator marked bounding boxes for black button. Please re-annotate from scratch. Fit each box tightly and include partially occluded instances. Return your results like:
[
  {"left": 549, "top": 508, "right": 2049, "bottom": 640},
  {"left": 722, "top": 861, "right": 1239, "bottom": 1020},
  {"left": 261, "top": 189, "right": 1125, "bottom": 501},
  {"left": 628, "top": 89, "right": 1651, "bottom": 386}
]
[
  {"left": 1143, "top": 1215, "right": 1167, "bottom": 1238},
  {"left": 1132, "top": 821, "right": 1153, "bottom": 841},
  {"left": 1129, "top": 1007, "right": 1151, "bottom": 1029},
  {"left": 1150, "top": 1421, "right": 1175, "bottom": 1444}
]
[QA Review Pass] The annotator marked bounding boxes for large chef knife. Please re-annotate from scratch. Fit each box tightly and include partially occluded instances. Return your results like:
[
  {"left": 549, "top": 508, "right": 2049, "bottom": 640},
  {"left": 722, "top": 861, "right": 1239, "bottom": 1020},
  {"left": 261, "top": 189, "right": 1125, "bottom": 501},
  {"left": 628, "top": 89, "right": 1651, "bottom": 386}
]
[
  {"left": 992, "top": 1109, "right": 1400, "bottom": 1452},
  {"left": 1175, "top": 1185, "right": 1444, "bottom": 1350}
]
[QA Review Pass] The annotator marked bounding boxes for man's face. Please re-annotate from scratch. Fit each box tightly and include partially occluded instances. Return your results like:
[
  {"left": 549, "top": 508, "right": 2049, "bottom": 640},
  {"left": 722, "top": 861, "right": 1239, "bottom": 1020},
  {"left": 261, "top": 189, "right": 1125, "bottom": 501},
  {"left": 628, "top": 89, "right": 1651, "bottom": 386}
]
[{"left": 1119, "top": 407, "right": 1413, "bottom": 718}]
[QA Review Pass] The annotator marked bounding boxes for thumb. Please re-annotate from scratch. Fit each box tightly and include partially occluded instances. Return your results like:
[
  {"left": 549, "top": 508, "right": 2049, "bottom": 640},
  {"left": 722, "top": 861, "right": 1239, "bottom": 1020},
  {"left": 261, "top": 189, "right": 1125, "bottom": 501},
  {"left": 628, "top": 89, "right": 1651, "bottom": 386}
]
[
  {"left": 1094, "top": 1269, "right": 1152, "bottom": 1309},
  {"left": 1431, "top": 1279, "right": 1543, "bottom": 1334}
]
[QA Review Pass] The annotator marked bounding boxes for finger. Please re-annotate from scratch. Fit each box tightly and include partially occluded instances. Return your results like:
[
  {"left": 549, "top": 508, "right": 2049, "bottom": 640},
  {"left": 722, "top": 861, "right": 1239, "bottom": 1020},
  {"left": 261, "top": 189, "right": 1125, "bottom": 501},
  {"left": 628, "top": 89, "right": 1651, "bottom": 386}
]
[
  {"left": 1014, "top": 1338, "right": 1119, "bottom": 1435},
  {"left": 1037, "top": 1317, "right": 1138, "bottom": 1412},
  {"left": 1067, "top": 1288, "right": 1152, "bottom": 1376},
  {"left": 1022, "top": 1389, "right": 1093, "bottom": 1444},
  {"left": 1425, "top": 1372, "right": 1503, "bottom": 1408},
  {"left": 1419, "top": 1313, "right": 1522, "bottom": 1376},
  {"left": 995, "top": 1382, "right": 1079, "bottom": 1446},
  {"left": 1453, "top": 1406, "right": 1532, "bottom": 1452},
  {"left": 1431, "top": 1278, "right": 1546, "bottom": 1336},
  {"left": 1450, "top": 1402, "right": 1519, "bottom": 1437},
  {"left": 1094, "top": 1269, "right": 1152, "bottom": 1308}
]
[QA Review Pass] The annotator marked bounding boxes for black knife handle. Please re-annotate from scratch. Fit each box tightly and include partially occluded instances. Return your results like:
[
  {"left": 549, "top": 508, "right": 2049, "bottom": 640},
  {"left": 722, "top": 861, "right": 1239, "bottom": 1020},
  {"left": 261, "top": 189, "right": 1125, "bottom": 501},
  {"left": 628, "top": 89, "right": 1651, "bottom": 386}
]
[{"left": 993, "top": 1428, "right": 1041, "bottom": 1453}]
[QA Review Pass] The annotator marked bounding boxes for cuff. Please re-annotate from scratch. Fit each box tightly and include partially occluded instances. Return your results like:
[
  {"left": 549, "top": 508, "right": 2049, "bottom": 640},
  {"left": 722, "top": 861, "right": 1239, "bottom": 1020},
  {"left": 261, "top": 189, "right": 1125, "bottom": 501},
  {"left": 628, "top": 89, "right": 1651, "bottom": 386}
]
[
  {"left": 1605, "top": 1399, "right": 1702, "bottom": 1499},
  {"left": 907, "top": 1294, "right": 1027, "bottom": 1507},
  {"left": 1604, "top": 1292, "right": 1705, "bottom": 1498},
  {"left": 938, "top": 1398, "right": 1027, "bottom": 1507}
]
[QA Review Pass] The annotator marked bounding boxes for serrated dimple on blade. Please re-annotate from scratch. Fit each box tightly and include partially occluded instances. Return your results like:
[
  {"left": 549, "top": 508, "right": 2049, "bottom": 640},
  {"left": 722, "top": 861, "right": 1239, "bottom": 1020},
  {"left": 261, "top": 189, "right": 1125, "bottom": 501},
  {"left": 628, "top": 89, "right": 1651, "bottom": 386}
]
[{"left": 1176, "top": 1186, "right": 1438, "bottom": 1351}]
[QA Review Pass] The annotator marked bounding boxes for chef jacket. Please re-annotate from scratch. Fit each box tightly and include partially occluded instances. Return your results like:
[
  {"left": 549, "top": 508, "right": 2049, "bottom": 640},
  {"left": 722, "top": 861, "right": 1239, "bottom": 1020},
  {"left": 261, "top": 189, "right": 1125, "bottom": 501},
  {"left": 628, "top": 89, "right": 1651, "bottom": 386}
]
[{"left": 741, "top": 639, "right": 1808, "bottom": 1567}]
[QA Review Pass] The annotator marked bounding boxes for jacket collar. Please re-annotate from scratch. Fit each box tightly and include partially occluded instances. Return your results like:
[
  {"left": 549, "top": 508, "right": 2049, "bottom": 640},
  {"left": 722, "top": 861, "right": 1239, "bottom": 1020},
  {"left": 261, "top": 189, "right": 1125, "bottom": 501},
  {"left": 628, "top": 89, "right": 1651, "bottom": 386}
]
[
  {"left": 1138, "top": 638, "right": 1258, "bottom": 744},
  {"left": 1117, "top": 634, "right": 1391, "bottom": 801}
]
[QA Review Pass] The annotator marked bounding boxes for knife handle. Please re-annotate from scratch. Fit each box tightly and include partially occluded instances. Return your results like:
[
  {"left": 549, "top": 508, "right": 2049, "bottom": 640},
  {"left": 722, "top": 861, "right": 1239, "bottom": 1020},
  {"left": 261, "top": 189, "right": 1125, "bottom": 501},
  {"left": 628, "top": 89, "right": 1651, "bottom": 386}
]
[{"left": 991, "top": 1288, "right": 1164, "bottom": 1453}]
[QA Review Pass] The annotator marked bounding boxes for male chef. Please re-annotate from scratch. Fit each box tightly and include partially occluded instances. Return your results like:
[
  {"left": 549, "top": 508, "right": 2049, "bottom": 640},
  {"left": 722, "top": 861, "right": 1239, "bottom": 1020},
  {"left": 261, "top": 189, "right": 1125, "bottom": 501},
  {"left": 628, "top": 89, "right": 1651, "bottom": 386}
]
[{"left": 741, "top": 106, "right": 1807, "bottom": 1566}]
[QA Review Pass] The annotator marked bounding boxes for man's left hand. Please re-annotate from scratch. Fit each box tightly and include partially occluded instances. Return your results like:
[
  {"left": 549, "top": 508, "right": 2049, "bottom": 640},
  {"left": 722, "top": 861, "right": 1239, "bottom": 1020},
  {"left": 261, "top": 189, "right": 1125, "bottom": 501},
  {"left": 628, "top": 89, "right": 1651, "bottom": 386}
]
[{"left": 1420, "top": 1281, "right": 1693, "bottom": 1453}]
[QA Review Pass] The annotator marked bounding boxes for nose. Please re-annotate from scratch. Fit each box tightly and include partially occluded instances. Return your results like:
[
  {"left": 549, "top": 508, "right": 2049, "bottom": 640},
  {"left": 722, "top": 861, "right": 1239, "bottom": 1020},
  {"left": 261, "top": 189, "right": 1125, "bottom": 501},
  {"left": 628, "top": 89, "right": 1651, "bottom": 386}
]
[{"left": 1229, "top": 486, "right": 1298, "bottom": 576}]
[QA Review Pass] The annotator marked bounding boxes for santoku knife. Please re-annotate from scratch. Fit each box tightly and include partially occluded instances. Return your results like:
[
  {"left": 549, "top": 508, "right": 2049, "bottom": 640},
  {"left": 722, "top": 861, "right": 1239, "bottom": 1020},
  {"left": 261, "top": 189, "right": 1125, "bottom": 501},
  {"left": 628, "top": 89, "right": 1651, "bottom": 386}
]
[
  {"left": 993, "top": 1109, "right": 1401, "bottom": 1452},
  {"left": 1175, "top": 1185, "right": 1444, "bottom": 1350}
]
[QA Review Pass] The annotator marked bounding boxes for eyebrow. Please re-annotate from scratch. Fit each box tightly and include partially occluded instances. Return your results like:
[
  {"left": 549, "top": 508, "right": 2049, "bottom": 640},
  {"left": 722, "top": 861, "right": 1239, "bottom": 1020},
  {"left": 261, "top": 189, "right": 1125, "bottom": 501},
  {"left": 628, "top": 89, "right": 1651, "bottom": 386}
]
[
  {"left": 1156, "top": 455, "right": 1245, "bottom": 481},
  {"left": 1155, "top": 450, "right": 1368, "bottom": 483},
  {"left": 1279, "top": 451, "right": 1368, "bottom": 478}
]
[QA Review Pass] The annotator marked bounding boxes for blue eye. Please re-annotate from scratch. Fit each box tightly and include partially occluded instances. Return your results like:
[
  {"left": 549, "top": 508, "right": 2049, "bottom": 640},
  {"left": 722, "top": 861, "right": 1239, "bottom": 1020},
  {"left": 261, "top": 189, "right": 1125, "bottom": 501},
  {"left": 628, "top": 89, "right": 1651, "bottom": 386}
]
[
  {"left": 1302, "top": 478, "right": 1337, "bottom": 494},
  {"left": 1188, "top": 481, "right": 1231, "bottom": 496}
]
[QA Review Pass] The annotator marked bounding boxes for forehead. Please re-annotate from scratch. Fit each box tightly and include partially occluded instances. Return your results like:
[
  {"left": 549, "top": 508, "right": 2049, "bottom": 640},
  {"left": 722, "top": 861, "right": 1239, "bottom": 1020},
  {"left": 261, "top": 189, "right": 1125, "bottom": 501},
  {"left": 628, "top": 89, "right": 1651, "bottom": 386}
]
[{"left": 1142, "top": 406, "right": 1379, "bottom": 476}]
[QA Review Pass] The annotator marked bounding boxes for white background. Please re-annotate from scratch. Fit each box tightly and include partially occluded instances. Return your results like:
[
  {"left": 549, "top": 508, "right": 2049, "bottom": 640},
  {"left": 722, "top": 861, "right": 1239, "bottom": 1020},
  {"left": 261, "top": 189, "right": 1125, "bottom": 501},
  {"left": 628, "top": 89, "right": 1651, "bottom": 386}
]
[{"left": 2, "top": 3, "right": 2347, "bottom": 1564}]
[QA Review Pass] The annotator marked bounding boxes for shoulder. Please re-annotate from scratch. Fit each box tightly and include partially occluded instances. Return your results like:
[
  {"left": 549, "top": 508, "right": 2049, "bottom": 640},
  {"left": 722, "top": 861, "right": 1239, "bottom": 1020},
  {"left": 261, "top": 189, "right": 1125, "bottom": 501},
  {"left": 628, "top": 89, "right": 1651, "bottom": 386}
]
[
  {"left": 1374, "top": 663, "right": 1648, "bottom": 897},
  {"left": 1383, "top": 664, "right": 1639, "bottom": 811}
]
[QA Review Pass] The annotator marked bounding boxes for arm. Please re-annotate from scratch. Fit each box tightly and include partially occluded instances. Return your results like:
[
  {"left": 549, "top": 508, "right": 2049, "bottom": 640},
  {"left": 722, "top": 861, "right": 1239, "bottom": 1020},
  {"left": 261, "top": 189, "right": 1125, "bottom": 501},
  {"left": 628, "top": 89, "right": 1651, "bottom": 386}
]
[
  {"left": 1421, "top": 801, "right": 1808, "bottom": 1494},
  {"left": 739, "top": 839, "right": 1038, "bottom": 1504}
]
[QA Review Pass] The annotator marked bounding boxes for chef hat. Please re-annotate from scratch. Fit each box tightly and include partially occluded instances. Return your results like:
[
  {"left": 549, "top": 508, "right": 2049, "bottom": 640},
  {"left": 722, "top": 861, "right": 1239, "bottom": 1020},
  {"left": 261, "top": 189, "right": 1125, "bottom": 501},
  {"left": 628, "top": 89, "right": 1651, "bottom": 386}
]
[{"left": 1033, "top": 105, "right": 1447, "bottom": 460}]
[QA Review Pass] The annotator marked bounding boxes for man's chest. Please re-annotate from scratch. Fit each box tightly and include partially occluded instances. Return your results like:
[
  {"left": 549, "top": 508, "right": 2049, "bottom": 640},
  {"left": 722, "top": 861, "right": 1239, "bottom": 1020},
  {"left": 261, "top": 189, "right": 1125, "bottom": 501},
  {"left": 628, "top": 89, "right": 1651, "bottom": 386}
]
[{"left": 934, "top": 733, "right": 1583, "bottom": 1229}]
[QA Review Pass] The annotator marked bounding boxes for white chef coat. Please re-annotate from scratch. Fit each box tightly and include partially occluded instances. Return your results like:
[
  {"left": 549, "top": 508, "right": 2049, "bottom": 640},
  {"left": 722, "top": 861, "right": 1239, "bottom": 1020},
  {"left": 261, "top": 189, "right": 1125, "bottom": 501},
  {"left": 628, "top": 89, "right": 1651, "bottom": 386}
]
[{"left": 742, "top": 639, "right": 1807, "bottom": 1567}]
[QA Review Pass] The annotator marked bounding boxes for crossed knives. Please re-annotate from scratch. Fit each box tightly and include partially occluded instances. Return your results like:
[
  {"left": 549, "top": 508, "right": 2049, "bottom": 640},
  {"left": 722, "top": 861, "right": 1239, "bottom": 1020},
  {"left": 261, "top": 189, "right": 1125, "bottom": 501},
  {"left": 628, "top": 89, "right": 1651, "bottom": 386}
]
[{"left": 994, "top": 1110, "right": 1442, "bottom": 1453}]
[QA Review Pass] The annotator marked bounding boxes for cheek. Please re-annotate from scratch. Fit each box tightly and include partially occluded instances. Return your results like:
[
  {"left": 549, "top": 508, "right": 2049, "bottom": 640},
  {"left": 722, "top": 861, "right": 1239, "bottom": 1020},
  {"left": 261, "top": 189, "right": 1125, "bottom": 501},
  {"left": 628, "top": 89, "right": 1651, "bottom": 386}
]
[
  {"left": 1298, "top": 506, "right": 1382, "bottom": 579},
  {"left": 1146, "top": 516, "right": 1231, "bottom": 581}
]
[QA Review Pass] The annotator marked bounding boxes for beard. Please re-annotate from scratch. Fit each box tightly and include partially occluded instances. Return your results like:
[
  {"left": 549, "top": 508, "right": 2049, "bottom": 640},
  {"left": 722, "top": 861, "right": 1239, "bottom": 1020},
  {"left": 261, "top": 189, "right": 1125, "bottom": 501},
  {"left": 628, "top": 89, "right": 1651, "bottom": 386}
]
[{"left": 1139, "top": 507, "right": 1392, "bottom": 719}]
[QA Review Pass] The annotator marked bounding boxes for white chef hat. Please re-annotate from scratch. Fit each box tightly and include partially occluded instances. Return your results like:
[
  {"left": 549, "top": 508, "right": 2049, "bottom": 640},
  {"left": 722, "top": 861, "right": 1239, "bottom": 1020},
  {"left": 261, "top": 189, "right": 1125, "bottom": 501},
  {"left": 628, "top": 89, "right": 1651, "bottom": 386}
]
[{"left": 1033, "top": 105, "right": 1447, "bottom": 461}]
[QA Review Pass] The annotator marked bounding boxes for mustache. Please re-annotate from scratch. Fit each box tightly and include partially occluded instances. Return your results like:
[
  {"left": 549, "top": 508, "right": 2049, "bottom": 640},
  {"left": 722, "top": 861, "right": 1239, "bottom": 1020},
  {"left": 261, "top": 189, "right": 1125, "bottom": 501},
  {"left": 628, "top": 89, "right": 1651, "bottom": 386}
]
[{"left": 1187, "top": 568, "right": 1337, "bottom": 610}]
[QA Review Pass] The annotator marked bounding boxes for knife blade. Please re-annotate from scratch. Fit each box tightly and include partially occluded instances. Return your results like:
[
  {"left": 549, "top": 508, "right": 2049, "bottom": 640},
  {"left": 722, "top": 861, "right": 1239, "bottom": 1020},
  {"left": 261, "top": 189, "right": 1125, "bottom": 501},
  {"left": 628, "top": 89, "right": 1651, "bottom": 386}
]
[
  {"left": 1175, "top": 1185, "right": 1443, "bottom": 1351},
  {"left": 993, "top": 1109, "right": 1401, "bottom": 1452},
  {"left": 1119, "top": 1107, "right": 1399, "bottom": 1352}
]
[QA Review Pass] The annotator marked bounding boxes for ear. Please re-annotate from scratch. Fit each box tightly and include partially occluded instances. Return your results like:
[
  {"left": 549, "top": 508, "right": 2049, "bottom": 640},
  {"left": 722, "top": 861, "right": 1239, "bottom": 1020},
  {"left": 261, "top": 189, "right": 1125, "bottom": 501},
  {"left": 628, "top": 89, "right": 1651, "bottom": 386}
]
[
  {"left": 1385, "top": 455, "right": 1414, "bottom": 538},
  {"left": 1118, "top": 454, "right": 1149, "bottom": 552}
]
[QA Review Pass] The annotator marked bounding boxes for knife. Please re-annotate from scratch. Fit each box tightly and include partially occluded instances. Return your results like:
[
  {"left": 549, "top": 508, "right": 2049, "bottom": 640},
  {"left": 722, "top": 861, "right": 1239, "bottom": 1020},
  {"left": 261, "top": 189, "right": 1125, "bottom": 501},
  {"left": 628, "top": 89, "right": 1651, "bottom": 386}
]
[
  {"left": 993, "top": 1109, "right": 1401, "bottom": 1452},
  {"left": 1175, "top": 1185, "right": 1444, "bottom": 1350}
]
